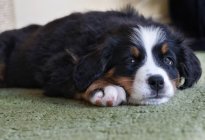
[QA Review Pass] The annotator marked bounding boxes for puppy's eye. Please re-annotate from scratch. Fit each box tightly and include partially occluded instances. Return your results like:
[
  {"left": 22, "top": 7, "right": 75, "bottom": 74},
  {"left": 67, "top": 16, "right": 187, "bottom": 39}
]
[
  {"left": 164, "top": 57, "right": 173, "bottom": 65},
  {"left": 131, "top": 59, "right": 135, "bottom": 63},
  {"left": 124, "top": 57, "right": 136, "bottom": 64}
]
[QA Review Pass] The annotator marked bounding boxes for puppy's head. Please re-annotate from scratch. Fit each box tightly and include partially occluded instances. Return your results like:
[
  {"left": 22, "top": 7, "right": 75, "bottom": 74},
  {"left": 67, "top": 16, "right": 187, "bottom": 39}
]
[
  {"left": 127, "top": 26, "right": 201, "bottom": 105},
  {"left": 74, "top": 25, "right": 202, "bottom": 105}
]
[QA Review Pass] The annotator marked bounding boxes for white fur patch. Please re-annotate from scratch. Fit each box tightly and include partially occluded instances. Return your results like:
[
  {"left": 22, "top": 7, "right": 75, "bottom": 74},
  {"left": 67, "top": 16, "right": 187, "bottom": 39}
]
[
  {"left": 90, "top": 85, "right": 126, "bottom": 106},
  {"left": 129, "top": 26, "right": 174, "bottom": 105},
  {"left": 132, "top": 26, "right": 166, "bottom": 48}
]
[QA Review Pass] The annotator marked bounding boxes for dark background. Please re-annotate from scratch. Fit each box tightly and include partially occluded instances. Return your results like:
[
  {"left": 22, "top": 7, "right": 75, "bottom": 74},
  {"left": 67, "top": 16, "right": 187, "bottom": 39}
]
[{"left": 169, "top": 0, "right": 205, "bottom": 51}]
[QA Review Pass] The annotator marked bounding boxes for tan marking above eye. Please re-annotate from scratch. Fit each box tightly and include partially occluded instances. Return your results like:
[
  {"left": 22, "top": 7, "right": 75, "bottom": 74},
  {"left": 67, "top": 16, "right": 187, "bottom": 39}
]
[
  {"left": 130, "top": 47, "right": 139, "bottom": 58},
  {"left": 161, "top": 43, "right": 169, "bottom": 54}
]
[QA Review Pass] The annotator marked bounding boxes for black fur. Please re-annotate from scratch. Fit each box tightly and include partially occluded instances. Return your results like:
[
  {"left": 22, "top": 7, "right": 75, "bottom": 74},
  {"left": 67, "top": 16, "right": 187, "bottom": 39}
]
[
  {"left": 166, "top": 31, "right": 202, "bottom": 89},
  {"left": 178, "top": 45, "right": 202, "bottom": 89},
  {"left": 0, "top": 7, "right": 201, "bottom": 98}
]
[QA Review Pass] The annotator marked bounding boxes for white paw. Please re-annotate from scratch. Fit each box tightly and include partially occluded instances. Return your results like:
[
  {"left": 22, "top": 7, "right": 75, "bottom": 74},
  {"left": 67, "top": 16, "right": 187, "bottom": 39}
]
[{"left": 90, "top": 85, "right": 126, "bottom": 107}]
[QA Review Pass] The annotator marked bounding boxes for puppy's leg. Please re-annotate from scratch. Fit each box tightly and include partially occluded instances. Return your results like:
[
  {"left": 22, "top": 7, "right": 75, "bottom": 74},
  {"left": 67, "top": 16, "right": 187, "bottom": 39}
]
[
  {"left": 82, "top": 79, "right": 127, "bottom": 107},
  {"left": 41, "top": 52, "right": 77, "bottom": 97}
]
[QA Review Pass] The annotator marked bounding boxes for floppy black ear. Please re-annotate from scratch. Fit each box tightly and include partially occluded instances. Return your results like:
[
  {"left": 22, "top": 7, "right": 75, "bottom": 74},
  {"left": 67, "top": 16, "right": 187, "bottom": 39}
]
[
  {"left": 73, "top": 25, "right": 132, "bottom": 91},
  {"left": 178, "top": 44, "right": 202, "bottom": 89},
  {"left": 73, "top": 44, "right": 114, "bottom": 91}
]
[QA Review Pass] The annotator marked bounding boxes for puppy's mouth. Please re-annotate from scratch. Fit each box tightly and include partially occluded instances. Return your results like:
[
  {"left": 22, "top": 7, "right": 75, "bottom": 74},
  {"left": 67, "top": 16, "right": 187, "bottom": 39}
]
[
  {"left": 147, "top": 91, "right": 168, "bottom": 99},
  {"left": 128, "top": 92, "right": 171, "bottom": 105},
  {"left": 147, "top": 95, "right": 165, "bottom": 99},
  {"left": 139, "top": 97, "right": 169, "bottom": 105}
]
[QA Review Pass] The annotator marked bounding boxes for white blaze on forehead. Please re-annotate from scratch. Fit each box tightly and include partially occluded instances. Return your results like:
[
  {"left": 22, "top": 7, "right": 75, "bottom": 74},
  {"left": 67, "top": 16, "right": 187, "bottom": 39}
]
[
  {"left": 132, "top": 26, "right": 166, "bottom": 70},
  {"left": 132, "top": 26, "right": 166, "bottom": 51},
  {"left": 131, "top": 26, "right": 166, "bottom": 71}
]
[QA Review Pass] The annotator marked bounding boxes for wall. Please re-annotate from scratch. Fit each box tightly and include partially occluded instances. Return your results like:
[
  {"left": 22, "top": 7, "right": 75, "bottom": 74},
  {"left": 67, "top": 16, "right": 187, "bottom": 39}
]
[
  {"left": 0, "top": 0, "right": 15, "bottom": 32},
  {"left": 14, "top": 0, "right": 170, "bottom": 28}
]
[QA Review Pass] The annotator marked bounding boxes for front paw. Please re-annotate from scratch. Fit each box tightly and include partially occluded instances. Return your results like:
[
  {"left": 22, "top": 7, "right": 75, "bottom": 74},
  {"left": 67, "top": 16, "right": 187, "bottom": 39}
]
[{"left": 89, "top": 85, "right": 126, "bottom": 107}]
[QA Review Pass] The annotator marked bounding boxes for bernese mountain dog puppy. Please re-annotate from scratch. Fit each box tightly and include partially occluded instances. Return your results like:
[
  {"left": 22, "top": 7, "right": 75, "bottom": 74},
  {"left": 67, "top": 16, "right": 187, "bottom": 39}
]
[{"left": 0, "top": 7, "right": 202, "bottom": 106}]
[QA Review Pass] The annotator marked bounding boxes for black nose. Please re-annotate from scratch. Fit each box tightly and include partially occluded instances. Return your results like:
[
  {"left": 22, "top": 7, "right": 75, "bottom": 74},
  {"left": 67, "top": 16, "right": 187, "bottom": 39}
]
[{"left": 148, "top": 75, "right": 164, "bottom": 91}]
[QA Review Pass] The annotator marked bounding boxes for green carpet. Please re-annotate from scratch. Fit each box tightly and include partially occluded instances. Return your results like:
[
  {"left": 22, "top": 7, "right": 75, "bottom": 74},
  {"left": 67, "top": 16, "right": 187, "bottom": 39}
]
[{"left": 0, "top": 53, "right": 205, "bottom": 140}]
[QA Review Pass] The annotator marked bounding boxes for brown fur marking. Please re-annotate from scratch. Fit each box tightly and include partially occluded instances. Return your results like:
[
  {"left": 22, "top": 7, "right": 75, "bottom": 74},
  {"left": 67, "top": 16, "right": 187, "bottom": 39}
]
[
  {"left": 171, "top": 73, "right": 180, "bottom": 92},
  {"left": 81, "top": 68, "right": 134, "bottom": 101},
  {"left": 95, "top": 100, "right": 102, "bottom": 106},
  {"left": 161, "top": 43, "right": 169, "bottom": 54},
  {"left": 113, "top": 77, "right": 133, "bottom": 96},
  {"left": 130, "top": 47, "right": 139, "bottom": 58},
  {"left": 106, "top": 101, "right": 113, "bottom": 107},
  {"left": 82, "top": 79, "right": 111, "bottom": 101}
]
